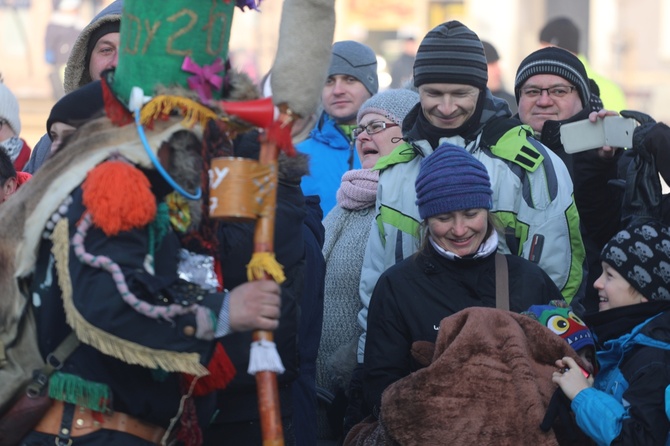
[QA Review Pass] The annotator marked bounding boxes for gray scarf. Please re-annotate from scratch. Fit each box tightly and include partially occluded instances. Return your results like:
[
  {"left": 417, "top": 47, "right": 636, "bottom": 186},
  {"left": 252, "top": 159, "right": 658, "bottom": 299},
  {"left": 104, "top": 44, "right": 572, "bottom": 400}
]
[{"left": 0, "top": 137, "right": 23, "bottom": 163}]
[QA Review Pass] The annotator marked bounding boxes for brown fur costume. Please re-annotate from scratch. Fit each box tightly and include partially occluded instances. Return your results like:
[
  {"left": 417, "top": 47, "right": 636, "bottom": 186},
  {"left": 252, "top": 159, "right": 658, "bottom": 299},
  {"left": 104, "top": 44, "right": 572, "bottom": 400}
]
[{"left": 347, "top": 308, "right": 586, "bottom": 446}]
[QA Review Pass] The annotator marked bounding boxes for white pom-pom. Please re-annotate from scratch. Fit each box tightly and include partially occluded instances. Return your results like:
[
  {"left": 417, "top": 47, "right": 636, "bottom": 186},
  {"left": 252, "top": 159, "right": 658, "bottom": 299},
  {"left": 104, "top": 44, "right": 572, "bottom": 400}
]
[{"left": 247, "top": 340, "right": 285, "bottom": 375}]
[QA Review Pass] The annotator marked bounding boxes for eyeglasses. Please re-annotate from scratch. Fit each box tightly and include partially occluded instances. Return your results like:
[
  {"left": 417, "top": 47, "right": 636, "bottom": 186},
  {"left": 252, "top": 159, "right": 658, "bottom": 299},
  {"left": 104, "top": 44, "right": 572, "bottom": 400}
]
[
  {"left": 520, "top": 85, "right": 576, "bottom": 99},
  {"left": 352, "top": 120, "right": 399, "bottom": 138}
]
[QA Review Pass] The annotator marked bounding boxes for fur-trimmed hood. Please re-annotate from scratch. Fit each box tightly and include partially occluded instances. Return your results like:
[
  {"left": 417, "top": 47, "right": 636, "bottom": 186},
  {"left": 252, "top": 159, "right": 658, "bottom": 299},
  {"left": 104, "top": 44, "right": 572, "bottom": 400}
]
[{"left": 64, "top": 0, "right": 123, "bottom": 94}]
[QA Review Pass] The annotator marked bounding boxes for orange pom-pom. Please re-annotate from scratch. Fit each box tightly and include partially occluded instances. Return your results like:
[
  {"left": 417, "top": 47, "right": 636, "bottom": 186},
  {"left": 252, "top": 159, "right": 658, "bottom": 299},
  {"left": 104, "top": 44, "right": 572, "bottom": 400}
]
[{"left": 82, "top": 161, "right": 157, "bottom": 236}]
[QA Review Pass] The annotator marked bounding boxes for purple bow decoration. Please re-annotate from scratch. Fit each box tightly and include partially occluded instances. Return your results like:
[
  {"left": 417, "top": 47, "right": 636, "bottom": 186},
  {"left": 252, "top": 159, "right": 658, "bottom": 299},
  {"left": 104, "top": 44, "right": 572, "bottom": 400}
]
[{"left": 182, "top": 56, "right": 225, "bottom": 102}]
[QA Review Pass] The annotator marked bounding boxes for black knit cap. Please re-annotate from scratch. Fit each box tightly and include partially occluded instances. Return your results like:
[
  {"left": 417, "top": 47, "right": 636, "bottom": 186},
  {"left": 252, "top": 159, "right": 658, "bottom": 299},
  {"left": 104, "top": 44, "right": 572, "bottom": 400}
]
[
  {"left": 47, "top": 80, "right": 104, "bottom": 136},
  {"left": 514, "top": 47, "right": 590, "bottom": 107},
  {"left": 413, "top": 21, "right": 488, "bottom": 90}
]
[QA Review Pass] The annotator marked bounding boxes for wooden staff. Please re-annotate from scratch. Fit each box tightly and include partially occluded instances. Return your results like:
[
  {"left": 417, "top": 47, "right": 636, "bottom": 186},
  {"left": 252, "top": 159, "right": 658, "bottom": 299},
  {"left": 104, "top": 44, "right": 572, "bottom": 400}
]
[
  {"left": 253, "top": 134, "right": 283, "bottom": 446},
  {"left": 246, "top": 108, "right": 296, "bottom": 446}
]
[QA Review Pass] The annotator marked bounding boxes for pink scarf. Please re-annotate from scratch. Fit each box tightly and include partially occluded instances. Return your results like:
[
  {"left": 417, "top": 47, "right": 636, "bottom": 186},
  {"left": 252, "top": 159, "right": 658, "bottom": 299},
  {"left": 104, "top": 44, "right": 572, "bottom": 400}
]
[{"left": 336, "top": 169, "right": 379, "bottom": 211}]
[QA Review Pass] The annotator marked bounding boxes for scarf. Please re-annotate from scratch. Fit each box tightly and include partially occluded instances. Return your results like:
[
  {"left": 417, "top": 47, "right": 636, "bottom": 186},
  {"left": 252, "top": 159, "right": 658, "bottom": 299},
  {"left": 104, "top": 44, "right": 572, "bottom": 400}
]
[
  {"left": 429, "top": 229, "right": 499, "bottom": 261},
  {"left": 584, "top": 300, "right": 670, "bottom": 346},
  {"left": 335, "top": 168, "right": 378, "bottom": 211},
  {"left": 0, "top": 137, "right": 24, "bottom": 163}
]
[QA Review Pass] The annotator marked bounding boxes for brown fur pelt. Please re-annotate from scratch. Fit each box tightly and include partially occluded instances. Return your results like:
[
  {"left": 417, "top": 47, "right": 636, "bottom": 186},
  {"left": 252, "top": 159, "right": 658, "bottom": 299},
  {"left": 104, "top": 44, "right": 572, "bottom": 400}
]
[{"left": 376, "top": 308, "right": 585, "bottom": 446}]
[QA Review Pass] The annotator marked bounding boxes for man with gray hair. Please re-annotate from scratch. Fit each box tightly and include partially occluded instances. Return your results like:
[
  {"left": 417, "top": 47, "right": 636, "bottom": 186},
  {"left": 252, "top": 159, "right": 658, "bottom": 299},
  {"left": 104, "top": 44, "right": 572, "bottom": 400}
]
[{"left": 297, "top": 40, "right": 379, "bottom": 216}]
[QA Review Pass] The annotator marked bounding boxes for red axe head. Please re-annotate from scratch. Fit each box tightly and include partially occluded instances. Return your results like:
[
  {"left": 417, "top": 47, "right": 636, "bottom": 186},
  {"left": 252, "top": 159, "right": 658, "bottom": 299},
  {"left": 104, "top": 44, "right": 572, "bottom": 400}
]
[{"left": 218, "top": 97, "right": 276, "bottom": 128}]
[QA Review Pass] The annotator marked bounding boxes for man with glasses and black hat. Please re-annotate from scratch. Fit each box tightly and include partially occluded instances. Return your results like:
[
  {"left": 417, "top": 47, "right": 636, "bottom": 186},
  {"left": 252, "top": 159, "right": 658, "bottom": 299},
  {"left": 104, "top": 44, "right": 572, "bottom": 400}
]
[{"left": 515, "top": 46, "right": 630, "bottom": 313}]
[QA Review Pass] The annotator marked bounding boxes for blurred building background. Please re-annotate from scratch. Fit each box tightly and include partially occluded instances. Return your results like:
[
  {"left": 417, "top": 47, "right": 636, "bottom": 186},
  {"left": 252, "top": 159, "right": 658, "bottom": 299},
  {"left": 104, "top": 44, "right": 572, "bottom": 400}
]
[{"left": 1, "top": 0, "right": 668, "bottom": 147}]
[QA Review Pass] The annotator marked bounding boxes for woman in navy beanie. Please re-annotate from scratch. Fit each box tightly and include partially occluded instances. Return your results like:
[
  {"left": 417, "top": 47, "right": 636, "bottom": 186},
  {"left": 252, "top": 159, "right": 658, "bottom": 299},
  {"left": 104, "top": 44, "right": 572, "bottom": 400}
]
[{"left": 362, "top": 142, "right": 564, "bottom": 417}]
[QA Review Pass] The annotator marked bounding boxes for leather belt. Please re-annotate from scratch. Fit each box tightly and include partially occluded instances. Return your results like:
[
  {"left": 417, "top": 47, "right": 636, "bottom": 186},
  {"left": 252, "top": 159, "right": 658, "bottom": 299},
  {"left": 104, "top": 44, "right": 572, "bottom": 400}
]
[{"left": 33, "top": 400, "right": 166, "bottom": 444}]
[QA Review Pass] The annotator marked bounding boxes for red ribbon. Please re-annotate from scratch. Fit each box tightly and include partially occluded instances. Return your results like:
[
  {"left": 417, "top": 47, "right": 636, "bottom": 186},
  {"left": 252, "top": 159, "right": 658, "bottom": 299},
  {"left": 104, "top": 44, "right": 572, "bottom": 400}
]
[{"left": 181, "top": 56, "right": 225, "bottom": 102}]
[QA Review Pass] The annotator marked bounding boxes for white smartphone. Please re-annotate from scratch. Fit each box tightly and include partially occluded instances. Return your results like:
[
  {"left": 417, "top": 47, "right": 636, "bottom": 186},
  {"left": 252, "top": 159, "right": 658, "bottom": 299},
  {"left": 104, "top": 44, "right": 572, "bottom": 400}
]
[{"left": 560, "top": 116, "right": 637, "bottom": 154}]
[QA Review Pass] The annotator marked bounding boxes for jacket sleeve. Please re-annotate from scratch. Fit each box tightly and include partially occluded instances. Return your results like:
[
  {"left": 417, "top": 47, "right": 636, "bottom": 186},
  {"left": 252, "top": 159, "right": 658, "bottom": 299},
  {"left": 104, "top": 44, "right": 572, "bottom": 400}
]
[
  {"left": 488, "top": 135, "right": 585, "bottom": 303},
  {"left": 572, "top": 149, "right": 623, "bottom": 248},
  {"left": 572, "top": 361, "right": 670, "bottom": 445},
  {"left": 23, "top": 133, "right": 52, "bottom": 174},
  {"left": 61, "top": 196, "right": 221, "bottom": 362},
  {"left": 362, "top": 273, "right": 412, "bottom": 416},
  {"left": 357, "top": 214, "right": 386, "bottom": 363}
]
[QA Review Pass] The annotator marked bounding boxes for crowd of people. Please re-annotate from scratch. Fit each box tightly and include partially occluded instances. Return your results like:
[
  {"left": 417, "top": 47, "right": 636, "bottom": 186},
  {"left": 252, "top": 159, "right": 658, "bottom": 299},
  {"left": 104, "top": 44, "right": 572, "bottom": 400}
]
[{"left": 1, "top": 2, "right": 670, "bottom": 445}]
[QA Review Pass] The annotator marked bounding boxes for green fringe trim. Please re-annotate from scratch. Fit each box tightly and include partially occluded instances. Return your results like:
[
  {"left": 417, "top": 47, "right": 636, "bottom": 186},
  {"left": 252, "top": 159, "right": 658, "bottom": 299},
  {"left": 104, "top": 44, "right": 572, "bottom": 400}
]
[
  {"left": 51, "top": 218, "right": 209, "bottom": 377},
  {"left": 49, "top": 371, "right": 111, "bottom": 412},
  {"left": 149, "top": 202, "right": 170, "bottom": 256}
]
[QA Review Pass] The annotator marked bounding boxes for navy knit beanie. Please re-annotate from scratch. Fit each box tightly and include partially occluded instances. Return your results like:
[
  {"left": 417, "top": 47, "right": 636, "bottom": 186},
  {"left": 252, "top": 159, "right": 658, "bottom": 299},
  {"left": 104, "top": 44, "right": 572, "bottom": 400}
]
[
  {"left": 601, "top": 220, "right": 670, "bottom": 301},
  {"left": 514, "top": 47, "right": 591, "bottom": 107},
  {"left": 415, "top": 143, "right": 492, "bottom": 220},
  {"left": 413, "top": 21, "right": 488, "bottom": 90},
  {"left": 329, "top": 41, "right": 379, "bottom": 95}
]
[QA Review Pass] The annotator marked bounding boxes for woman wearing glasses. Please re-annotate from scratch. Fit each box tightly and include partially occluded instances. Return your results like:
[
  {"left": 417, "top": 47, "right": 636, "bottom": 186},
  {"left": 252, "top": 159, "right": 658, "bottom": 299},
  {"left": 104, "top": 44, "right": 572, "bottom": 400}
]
[{"left": 316, "top": 87, "right": 418, "bottom": 442}]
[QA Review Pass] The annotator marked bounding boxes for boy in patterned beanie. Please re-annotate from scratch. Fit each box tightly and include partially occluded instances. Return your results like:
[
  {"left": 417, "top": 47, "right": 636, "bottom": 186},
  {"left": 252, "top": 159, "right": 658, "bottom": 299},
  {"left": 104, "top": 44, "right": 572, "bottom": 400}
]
[{"left": 552, "top": 219, "right": 670, "bottom": 445}]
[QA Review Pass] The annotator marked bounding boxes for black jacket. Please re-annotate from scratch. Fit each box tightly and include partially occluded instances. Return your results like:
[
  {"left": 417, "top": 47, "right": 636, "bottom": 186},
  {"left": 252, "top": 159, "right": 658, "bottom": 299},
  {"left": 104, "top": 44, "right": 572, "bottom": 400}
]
[
  {"left": 363, "top": 243, "right": 563, "bottom": 412},
  {"left": 31, "top": 187, "right": 222, "bottom": 428},
  {"left": 213, "top": 131, "right": 309, "bottom": 423}
]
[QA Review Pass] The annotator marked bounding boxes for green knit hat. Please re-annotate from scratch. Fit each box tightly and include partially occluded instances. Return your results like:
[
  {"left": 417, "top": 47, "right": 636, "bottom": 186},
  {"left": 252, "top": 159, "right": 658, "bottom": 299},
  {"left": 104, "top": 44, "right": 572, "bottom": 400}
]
[{"left": 112, "top": 0, "right": 236, "bottom": 105}]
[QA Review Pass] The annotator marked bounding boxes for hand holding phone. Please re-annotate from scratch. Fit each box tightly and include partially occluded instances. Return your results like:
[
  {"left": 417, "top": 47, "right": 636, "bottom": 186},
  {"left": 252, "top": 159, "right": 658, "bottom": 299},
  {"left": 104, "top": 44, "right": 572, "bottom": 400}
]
[{"left": 560, "top": 116, "right": 637, "bottom": 154}]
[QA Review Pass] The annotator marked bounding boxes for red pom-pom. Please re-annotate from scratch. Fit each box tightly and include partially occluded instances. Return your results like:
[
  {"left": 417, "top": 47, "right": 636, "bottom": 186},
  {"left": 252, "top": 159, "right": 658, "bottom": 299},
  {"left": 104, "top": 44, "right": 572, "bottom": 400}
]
[{"left": 188, "top": 343, "right": 236, "bottom": 397}]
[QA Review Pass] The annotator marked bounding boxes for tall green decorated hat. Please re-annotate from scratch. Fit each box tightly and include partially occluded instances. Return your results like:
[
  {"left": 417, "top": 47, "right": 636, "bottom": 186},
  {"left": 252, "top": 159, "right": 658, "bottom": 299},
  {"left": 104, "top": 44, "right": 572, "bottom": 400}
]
[{"left": 108, "top": 0, "right": 255, "bottom": 109}]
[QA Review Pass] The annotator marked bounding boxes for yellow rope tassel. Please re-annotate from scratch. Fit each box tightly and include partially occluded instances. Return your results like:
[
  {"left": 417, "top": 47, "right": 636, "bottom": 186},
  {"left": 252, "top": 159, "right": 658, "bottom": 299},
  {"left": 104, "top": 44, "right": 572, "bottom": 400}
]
[
  {"left": 140, "top": 95, "right": 220, "bottom": 128},
  {"left": 246, "top": 252, "right": 286, "bottom": 284}
]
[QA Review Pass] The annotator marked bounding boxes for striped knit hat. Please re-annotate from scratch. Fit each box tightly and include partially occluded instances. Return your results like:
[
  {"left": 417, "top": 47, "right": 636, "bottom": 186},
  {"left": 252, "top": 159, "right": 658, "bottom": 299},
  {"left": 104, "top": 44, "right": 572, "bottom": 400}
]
[
  {"left": 514, "top": 47, "right": 591, "bottom": 107},
  {"left": 413, "top": 21, "right": 488, "bottom": 90}
]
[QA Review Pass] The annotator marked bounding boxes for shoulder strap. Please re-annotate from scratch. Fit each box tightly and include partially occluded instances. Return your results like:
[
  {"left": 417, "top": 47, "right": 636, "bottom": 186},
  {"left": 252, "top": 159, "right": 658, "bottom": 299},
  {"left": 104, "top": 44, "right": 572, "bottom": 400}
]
[
  {"left": 487, "top": 123, "right": 545, "bottom": 173},
  {"left": 495, "top": 253, "right": 510, "bottom": 311},
  {"left": 26, "top": 332, "right": 79, "bottom": 397}
]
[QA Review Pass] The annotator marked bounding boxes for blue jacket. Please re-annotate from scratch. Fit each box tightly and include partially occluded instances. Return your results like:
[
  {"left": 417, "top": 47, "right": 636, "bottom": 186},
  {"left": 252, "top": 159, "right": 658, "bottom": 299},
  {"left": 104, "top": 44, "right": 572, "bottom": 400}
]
[
  {"left": 297, "top": 113, "right": 360, "bottom": 216},
  {"left": 575, "top": 302, "right": 670, "bottom": 445}
]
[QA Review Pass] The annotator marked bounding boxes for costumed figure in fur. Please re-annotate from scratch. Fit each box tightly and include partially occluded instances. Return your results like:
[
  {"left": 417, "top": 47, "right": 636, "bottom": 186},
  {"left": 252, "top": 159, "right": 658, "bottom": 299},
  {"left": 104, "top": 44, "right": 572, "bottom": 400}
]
[{"left": 0, "top": 0, "right": 334, "bottom": 445}]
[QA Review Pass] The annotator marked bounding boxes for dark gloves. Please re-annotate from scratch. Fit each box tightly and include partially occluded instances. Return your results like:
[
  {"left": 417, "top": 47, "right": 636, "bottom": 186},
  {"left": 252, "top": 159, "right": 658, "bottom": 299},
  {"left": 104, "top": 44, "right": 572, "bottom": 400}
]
[
  {"left": 620, "top": 110, "right": 670, "bottom": 185},
  {"left": 541, "top": 388, "right": 580, "bottom": 443},
  {"left": 342, "top": 363, "right": 371, "bottom": 439},
  {"left": 619, "top": 110, "right": 657, "bottom": 161},
  {"left": 617, "top": 111, "right": 669, "bottom": 227}
]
